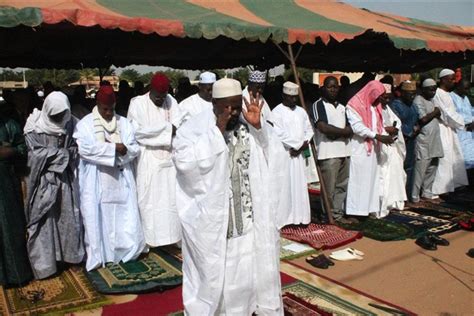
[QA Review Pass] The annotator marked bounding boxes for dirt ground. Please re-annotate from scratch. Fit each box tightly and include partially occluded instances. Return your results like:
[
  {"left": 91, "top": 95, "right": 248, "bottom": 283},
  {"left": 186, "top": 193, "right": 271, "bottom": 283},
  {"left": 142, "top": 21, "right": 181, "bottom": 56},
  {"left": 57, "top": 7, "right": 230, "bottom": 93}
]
[{"left": 291, "top": 230, "right": 474, "bottom": 315}]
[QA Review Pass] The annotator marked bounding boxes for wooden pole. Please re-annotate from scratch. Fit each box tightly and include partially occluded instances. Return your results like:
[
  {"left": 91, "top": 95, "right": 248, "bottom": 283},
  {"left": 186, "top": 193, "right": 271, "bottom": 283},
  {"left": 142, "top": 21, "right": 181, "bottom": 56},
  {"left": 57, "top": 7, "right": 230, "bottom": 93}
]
[{"left": 286, "top": 43, "right": 335, "bottom": 224}]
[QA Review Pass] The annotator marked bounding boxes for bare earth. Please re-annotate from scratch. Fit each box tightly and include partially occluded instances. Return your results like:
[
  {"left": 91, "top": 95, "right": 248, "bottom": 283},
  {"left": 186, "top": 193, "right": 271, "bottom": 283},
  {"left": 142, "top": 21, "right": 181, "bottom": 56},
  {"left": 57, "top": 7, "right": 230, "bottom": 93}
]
[{"left": 291, "top": 230, "right": 474, "bottom": 315}]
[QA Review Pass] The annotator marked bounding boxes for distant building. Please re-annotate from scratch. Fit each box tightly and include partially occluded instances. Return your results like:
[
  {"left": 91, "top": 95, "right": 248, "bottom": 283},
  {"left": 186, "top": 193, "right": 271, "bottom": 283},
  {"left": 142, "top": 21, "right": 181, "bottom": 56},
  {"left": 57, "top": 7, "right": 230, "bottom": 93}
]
[
  {"left": 69, "top": 76, "right": 120, "bottom": 91},
  {"left": 0, "top": 81, "right": 28, "bottom": 89}
]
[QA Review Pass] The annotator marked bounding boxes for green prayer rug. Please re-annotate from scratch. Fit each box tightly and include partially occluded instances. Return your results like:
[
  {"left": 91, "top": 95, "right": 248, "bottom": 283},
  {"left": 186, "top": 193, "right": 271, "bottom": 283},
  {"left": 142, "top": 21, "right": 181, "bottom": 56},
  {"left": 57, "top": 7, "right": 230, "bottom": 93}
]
[
  {"left": 280, "top": 237, "right": 318, "bottom": 260},
  {"left": 0, "top": 267, "right": 110, "bottom": 315},
  {"left": 340, "top": 217, "right": 414, "bottom": 241},
  {"left": 283, "top": 281, "right": 379, "bottom": 315},
  {"left": 86, "top": 248, "right": 182, "bottom": 294}
]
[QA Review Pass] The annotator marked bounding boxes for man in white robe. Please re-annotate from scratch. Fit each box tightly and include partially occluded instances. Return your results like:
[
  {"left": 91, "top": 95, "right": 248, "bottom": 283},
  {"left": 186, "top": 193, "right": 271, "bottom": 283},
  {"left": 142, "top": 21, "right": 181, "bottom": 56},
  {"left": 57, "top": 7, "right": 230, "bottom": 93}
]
[
  {"left": 73, "top": 86, "right": 145, "bottom": 271},
  {"left": 127, "top": 73, "right": 185, "bottom": 248},
  {"left": 346, "top": 81, "right": 395, "bottom": 218},
  {"left": 174, "top": 78, "right": 286, "bottom": 316},
  {"left": 432, "top": 69, "right": 469, "bottom": 195},
  {"left": 272, "top": 81, "right": 313, "bottom": 225},
  {"left": 243, "top": 69, "right": 274, "bottom": 123},
  {"left": 179, "top": 71, "right": 216, "bottom": 122},
  {"left": 380, "top": 84, "right": 407, "bottom": 212}
]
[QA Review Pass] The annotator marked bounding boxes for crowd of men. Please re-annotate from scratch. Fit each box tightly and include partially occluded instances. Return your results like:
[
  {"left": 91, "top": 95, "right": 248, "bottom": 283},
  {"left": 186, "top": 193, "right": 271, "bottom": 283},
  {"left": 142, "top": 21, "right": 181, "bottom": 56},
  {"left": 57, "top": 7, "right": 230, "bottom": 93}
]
[{"left": 0, "top": 68, "right": 472, "bottom": 315}]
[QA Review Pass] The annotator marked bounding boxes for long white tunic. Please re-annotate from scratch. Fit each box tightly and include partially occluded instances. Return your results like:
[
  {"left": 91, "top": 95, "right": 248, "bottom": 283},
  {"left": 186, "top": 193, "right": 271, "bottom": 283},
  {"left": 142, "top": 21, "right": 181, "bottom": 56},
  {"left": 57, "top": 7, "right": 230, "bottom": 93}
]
[
  {"left": 178, "top": 93, "right": 212, "bottom": 123},
  {"left": 127, "top": 93, "right": 185, "bottom": 247},
  {"left": 432, "top": 88, "right": 468, "bottom": 194},
  {"left": 272, "top": 104, "right": 313, "bottom": 225},
  {"left": 346, "top": 107, "right": 382, "bottom": 216},
  {"left": 173, "top": 109, "right": 286, "bottom": 316},
  {"left": 73, "top": 114, "right": 145, "bottom": 271},
  {"left": 380, "top": 106, "right": 407, "bottom": 213}
]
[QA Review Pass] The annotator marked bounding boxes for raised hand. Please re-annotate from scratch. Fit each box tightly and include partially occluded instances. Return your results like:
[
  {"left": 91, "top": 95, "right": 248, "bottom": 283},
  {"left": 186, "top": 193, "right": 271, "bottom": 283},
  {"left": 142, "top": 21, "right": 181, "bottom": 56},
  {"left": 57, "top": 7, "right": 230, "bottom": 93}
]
[{"left": 243, "top": 92, "right": 264, "bottom": 129}]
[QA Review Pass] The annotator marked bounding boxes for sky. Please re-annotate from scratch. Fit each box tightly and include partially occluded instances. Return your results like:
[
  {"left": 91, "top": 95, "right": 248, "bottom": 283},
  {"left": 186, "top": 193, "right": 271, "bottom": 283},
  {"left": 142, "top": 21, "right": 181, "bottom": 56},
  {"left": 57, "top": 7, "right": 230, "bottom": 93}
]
[{"left": 344, "top": 0, "right": 473, "bottom": 26}]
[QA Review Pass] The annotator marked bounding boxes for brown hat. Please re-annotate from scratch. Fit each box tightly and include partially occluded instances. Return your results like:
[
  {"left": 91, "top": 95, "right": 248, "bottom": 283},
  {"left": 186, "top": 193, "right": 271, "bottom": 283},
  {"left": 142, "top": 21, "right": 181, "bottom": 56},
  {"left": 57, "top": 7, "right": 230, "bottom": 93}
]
[{"left": 401, "top": 81, "right": 416, "bottom": 91}]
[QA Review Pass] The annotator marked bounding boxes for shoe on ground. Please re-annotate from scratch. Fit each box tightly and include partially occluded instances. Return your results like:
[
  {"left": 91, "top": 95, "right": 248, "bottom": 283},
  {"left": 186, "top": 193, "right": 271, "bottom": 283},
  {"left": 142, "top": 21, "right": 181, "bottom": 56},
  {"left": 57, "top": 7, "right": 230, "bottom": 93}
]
[
  {"left": 467, "top": 248, "right": 474, "bottom": 258},
  {"left": 329, "top": 249, "right": 363, "bottom": 261},
  {"left": 306, "top": 256, "right": 329, "bottom": 269},
  {"left": 427, "top": 233, "right": 450, "bottom": 246},
  {"left": 309, "top": 254, "right": 335, "bottom": 267},
  {"left": 415, "top": 235, "right": 437, "bottom": 251}
]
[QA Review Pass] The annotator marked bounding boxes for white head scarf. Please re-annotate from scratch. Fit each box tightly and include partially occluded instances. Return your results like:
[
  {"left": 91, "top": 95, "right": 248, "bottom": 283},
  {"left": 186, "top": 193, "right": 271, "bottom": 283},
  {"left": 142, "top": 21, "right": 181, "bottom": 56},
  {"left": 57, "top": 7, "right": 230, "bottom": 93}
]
[{"left": 24, "top": 91, "right": 71, "bottom": 136}]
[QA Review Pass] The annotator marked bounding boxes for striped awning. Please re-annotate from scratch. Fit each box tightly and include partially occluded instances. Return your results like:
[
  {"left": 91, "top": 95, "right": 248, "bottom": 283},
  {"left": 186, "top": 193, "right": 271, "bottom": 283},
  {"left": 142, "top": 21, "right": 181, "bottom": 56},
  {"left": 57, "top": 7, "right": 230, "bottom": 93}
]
[{"left": 0, "top": 0, "right": 472, "bottom": 70}]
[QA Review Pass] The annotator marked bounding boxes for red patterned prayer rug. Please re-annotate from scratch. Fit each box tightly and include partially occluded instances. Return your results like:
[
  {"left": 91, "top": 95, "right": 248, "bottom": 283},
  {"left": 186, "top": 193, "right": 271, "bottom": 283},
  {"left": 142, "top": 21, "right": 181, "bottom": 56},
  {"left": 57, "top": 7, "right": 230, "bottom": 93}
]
[
  {"left": 281, "top": 224, "right": 362, "bottom": 250},
  {"left": 283, "top": 292, "right": 333, "bottom": 316}
]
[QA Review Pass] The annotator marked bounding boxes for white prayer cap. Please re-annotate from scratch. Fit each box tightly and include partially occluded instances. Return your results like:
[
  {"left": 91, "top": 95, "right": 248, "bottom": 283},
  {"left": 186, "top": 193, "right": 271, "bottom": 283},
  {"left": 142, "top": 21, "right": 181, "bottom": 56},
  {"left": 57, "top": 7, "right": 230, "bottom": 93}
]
[
  {"left": 248, "top": 70, "right": 267, "bottom": 83},
  {"left": 212, "top": 78, "right": 242, "bottom": 98},
  {"left": 439, "top": 68, "right": 455, "bottom": 78},
  {"left": 283, "top": 81, "right": 299, "bottom": 96},
  {"left": 37, "top": 90, "right": 44, "bottom": 97},
  {"left": 199, "top": 71, "right": 216, "bottom": 84},
  {"left": 382, "top": 83, "right": 392, "bottom": 93},
  {"left": 422, "top": 78, "right": 437, "bottom": 87}
]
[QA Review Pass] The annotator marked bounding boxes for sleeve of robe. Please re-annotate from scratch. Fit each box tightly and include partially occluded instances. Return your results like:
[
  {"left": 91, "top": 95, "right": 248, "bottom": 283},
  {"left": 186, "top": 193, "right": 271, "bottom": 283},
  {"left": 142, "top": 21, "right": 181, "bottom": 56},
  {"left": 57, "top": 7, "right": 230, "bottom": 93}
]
[
  {"left": 302, "top": 109, "right": 314, "bottom": 141},
  {"left": 73, "top": 120, "right": 116, "bottom": 167},
  {"left": 116, "top": 118, "right": 139, "bottom": 167},
  {"left": 127, "top": 99, "right": 173, "bottom": 147},
  {"left": 271, "top": 109, "right": 305, "bottom": 150},
  {"left": 346, "top": 107, "right": 377, "bottom": 139},
  {"left": 24, "top": 132, "right": 69, "bottom": 225},
  {"left": 434, "top": 91, "right": 465, "bottom": 130}
]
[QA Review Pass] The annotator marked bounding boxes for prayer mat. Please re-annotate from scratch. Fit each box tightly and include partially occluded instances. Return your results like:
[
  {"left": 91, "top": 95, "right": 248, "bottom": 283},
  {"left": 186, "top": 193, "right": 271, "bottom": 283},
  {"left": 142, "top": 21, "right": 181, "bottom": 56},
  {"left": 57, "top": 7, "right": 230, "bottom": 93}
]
[
  {"left": 308, "top": 182, "right": 321, "bottom": 195},
  {"left": 0, "top": 267, "right": 110, "bottom": 315},
  {"left": 281, "top": 224, "right": 362, "bottom": 250},
  {"left": 280, "top": 237, "right": 318, "bottom": 260},
  {"left": 385, "top": 210, "right": 460, "bottom": 238},
  {"left": 281, "top": 261, "right": 416, "bottom": 316},
  {"left": 340, "top": 217, "right": 414, "bottom": 241},
  {"left": 86, "top": 248, "right": 182, "bottom": 294},
  {"left": 283, "top": 292, "right": 333, "bottom": 316}
]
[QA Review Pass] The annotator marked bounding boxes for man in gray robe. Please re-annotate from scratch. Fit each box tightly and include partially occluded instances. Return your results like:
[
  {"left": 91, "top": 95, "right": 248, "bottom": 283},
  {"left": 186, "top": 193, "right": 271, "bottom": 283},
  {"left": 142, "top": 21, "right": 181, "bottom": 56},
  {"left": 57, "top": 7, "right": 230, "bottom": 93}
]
[
  {"left": 24, "top": 91, "right": 84, "bottom": 279},
  {"left": 411, "top": 78, "right": 444, "bottom": 202}
]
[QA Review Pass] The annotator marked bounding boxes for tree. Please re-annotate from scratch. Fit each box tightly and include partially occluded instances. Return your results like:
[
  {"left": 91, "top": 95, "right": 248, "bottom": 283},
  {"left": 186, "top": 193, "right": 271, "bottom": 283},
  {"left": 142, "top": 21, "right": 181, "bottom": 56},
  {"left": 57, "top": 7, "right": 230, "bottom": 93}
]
[
  {"left": 231, "top": 68, "right": 249, "bottom": 86},
  {"left": 79, "top": 68, "right": 96, "bottom": 89},
  {"left": 283, "top": 67, "right": 317, "bottom": 83},
  {"left": 210, "top": 69, "right": 226, "bottom": 80},
  {"left": 119, "top": 68, "right": 141, "bottom": 83}
]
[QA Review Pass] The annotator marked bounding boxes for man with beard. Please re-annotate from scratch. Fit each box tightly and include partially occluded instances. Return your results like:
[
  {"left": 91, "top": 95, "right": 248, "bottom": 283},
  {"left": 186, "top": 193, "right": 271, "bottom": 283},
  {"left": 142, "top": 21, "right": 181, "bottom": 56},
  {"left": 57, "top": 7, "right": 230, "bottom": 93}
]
[{"left": 173, "top": 78, "right": 286, "bottom": 315}]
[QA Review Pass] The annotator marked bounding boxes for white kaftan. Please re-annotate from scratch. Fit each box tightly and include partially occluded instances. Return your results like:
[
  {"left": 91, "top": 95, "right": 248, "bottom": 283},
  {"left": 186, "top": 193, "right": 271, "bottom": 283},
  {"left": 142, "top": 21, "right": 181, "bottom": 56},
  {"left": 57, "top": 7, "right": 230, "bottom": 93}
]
[
  {"left": 272, "top": 104, "right": 313, "bottom": 225},
  {"left": 73, "top": 113, "right": 145, "bottom": 271},
  {"left": 346, "top": 107, "right": 383, "bottom": 216},
  {"left": 380, "top": 106, "right": 407, "bottom": 213},
  {"left": 173, "top": 109, "right": 286, "bottom": 316},
  {"left": 127, "top": 93, "right": 185, "bottom": 247},
  {"left": 178, "top": 93, "right": 212, "bottom": 122},
  {"left": 432, "top": 88, "right": 468, "bottom": 194}
]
